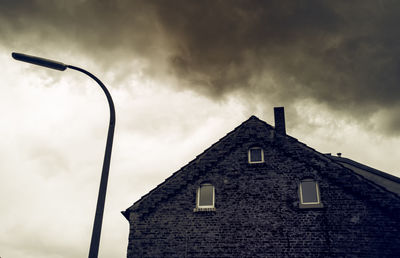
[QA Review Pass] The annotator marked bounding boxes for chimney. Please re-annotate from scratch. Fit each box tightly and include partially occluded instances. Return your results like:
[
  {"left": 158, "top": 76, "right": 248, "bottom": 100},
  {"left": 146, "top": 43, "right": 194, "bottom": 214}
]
[{"left": 274, "top": 107, "right": 286, "bottom": 135}]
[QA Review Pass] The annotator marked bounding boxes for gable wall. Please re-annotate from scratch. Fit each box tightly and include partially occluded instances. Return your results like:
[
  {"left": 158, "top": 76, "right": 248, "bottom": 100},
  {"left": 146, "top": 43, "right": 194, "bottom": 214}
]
[{"left": 126, "top": 122, "right": 400, "bottom": 257}]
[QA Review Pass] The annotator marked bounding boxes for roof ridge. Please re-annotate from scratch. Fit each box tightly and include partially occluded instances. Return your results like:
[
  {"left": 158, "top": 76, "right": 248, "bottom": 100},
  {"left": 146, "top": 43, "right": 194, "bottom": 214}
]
[
  {"left": 122, "top": 115, "right": 271, "bottom": 218},
  {"left": 281, "top": 137, "right": 400, "bottom": 216},
  {"left": 123, "top": 116, "right": 400, "bottom": 221},
  {"left": 328, "top": 155, "right": 400, "bottom": 183}
]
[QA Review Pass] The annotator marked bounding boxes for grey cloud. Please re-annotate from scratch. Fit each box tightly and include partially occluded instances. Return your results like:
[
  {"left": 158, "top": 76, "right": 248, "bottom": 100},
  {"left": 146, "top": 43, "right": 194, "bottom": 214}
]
[
  {"left": 155, "top": 1, "right": 400, "bottom": 111},
  {"left": 2, "top": 0, "right": 400, "bottom": 134},
  {"left": 150, "top": 0, "right": 400, "bottom": 135}
]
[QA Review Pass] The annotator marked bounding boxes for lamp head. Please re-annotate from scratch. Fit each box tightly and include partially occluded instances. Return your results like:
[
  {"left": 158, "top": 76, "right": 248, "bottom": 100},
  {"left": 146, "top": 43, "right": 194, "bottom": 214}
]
[{"left": 12, "top": 52, "right": 67, "bottom": 71}]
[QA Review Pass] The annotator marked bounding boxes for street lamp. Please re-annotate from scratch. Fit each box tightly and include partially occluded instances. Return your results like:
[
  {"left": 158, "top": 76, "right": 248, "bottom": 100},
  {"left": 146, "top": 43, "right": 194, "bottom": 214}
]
[{"left": 12, "top": 52, "right": 115, "bottom": 258}]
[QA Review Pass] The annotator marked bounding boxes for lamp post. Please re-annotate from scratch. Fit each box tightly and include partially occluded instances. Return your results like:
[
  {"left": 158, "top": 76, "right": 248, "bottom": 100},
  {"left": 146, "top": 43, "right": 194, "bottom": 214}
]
[{"left": 12, "top": 52, "right": 115, "bottom": 258}]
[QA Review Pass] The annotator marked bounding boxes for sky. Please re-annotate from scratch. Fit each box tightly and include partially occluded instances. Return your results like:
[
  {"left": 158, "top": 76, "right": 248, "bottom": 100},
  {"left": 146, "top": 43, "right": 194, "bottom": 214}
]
[{"left": 1, "top": 0, "right": 400, "bottom": 257}]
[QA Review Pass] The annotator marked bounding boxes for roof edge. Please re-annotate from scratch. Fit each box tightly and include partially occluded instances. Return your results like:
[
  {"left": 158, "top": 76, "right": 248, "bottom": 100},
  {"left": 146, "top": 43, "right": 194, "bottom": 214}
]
[
  {"left": 122, "top": 115, "right": 271, "bottom": 216},
  {"left": 327, "top": 155, "right": 400, "bottom": 184}
]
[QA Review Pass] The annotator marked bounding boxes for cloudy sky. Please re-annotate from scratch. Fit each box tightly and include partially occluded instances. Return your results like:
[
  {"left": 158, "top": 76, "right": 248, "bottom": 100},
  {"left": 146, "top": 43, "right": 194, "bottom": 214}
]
[{"left": 1, "top": 0, "right": 400, "bottom": 257}]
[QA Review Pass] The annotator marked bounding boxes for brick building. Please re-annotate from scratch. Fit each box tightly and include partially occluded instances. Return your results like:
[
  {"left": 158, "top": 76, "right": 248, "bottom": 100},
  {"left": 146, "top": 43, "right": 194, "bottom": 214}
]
[{"left": 122, "top": 107, "right": 400, "bottom": 257}]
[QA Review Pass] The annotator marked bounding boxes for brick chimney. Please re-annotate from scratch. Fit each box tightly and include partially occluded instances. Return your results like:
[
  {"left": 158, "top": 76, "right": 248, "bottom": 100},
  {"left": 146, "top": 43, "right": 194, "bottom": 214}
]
[{"left": 274, "top": 107, "right": 286, "bottom": 135}]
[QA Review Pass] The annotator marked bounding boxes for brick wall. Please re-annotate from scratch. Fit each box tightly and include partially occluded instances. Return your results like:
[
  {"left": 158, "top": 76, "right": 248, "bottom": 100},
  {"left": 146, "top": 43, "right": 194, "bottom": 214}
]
[{"left": 126, "top": 118, "right": 400, "bottom": 257}]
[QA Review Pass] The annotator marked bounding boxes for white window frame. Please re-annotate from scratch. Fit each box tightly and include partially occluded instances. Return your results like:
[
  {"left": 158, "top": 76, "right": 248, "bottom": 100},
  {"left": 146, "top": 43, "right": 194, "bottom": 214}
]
[
  {"left": 196, "top": 183, "right": 215, "bottom": 209},
  {"left": 248, "top": 147, "right": 264, "bottom": 164},
  {"left": 299, "top": 179, "right": 323, "bottom": 208}
]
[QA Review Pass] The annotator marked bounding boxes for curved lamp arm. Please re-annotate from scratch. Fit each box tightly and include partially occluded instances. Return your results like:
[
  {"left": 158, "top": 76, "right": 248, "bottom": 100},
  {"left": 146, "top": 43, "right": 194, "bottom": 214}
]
[
  {"left": 66, "top": 65, "right": 115, "bottom": 258},
  {"left": 12, "top": 52, "right": 115, "bottom": 258}
]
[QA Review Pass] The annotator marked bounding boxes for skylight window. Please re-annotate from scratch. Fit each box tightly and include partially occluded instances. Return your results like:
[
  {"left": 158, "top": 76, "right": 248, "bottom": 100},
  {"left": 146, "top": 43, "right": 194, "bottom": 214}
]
[
  {"left": 248, "top": 147, "right": 264, "bottom": 163},
  {"left": 299, "top": 179, "right": 323, "bottom": 208},
  {"left": 196, "top": 183, "right": 215, "bottom": 210}
]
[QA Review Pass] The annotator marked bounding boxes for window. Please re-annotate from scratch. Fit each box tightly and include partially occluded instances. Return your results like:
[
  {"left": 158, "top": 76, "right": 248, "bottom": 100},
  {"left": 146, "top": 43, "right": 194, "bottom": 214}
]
[
  {"left": 194, "top": 183, "right": 215, "bottom": 212},
  {"left": 248, "top": 147, "right": 264, "bottom": 163},
  {"left": 299, "top": 179, "right": 323, "bottom": 208}
]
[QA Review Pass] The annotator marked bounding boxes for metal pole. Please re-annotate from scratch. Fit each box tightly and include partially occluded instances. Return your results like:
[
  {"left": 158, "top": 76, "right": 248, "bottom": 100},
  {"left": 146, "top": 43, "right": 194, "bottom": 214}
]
[
  {"left": 67, "top": 65, "right": 116, "bottom": 258},
  {"left": 12, "top": 53, "right": 116, "bottom": 258}
]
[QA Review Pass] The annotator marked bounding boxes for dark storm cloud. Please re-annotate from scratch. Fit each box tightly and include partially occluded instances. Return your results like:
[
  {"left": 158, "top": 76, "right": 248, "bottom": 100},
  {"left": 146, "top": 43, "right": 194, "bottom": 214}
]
[
  {"left": 2, "top": 0, "right": 400, "bottom": 134},
  {"left": 1, "top": 0, "right": 160, "bottom": 60},
  {"left": 154, "top": 1, "right": 400, "bottom": 121}
]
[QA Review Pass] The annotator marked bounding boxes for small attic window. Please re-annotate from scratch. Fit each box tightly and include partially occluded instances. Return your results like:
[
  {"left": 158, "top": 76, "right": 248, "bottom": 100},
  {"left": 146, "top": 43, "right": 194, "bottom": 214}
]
[
  {"left": 194, "top": 183, "right": 216, "bottom": 212},
  {"left": 299, "top": 179, "right": 323, "bottom": 209},
  {"left": 248, "top": 147, "right": 264, "bottom": 164}
]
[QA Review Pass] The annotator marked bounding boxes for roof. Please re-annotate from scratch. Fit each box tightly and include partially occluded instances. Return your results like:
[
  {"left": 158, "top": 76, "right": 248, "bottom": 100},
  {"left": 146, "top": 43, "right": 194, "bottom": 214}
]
[
  {"left": 326, "top": 155, "right": 400, "bottom": 195},
  {"left": 122, "top": 116, "right": 400, "bottom": 220}
]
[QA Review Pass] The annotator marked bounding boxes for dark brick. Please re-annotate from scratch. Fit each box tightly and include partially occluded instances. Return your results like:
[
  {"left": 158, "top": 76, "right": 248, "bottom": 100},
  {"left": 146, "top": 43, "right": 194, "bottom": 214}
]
[{"left": 123, "top": 116, "right": 400, "bottom": 257}]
